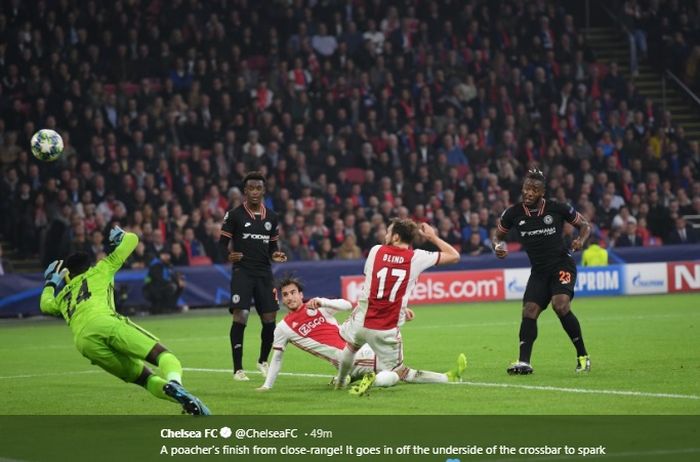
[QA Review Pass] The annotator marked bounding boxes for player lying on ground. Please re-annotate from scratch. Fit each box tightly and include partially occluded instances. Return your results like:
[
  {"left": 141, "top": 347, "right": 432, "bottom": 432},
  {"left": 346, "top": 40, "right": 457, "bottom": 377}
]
[
  {"left": 256, "top": 276, "right": 466, "bottom": 393},
  {"left": 40, "top": 226, "right": 210, "bottom": 415},
  {"left": 493, "top": 168, "right": 592, "bottom": 375},
  {"left": 335, "top": 219, "right": 463, "bottom": 394}
]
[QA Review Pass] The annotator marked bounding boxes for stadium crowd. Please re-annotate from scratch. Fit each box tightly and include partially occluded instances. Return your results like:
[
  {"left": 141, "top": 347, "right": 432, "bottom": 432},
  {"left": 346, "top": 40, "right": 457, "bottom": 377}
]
[
  {"left": 1, "top": 0, "right": 699, "bottom": 273},
  {"left": 622, "top": 0, "right": 700, "bottom": 90}
]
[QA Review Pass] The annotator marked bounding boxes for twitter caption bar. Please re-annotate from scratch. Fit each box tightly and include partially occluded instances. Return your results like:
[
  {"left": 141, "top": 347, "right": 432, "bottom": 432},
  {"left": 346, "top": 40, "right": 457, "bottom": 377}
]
[{"left": 159, "top": 426, "right": 607, "bottom": 458}]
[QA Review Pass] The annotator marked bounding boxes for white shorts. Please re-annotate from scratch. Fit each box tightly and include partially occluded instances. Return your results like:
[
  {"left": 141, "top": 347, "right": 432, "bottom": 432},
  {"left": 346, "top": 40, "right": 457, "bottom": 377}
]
[{"left": 340, "top": 318, "right": 403, "bottom": 372}]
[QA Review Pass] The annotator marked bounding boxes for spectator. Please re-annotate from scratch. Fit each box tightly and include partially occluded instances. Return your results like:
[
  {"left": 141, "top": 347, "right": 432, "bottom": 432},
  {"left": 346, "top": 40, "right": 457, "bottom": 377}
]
[
  {"left": 170, "top": 242, "right": 190, "bottom": 266},
  {"left": 666, "top": 217, "right": 698, "bottom": 245},
  {"left": 143, "top": 249, "right": 186, "bottom": 314},
  {"left": 336, "top": 234, "right": 362, "bottom": 260},
  {"left": 0, "top": 246, "right": 14, "bottom": 275},
  {"left": 615, "top": 217, "right": 644, "bottom": 247},
  {"left": 582, "top": 235, "right": 609, "bottom": 266}
]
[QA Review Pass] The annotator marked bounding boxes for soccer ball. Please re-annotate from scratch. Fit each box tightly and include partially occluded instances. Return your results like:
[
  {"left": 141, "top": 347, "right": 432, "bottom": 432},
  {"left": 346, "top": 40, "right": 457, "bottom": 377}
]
[{"left": 31, "top": 129, "right": 64, "bottom": 162}]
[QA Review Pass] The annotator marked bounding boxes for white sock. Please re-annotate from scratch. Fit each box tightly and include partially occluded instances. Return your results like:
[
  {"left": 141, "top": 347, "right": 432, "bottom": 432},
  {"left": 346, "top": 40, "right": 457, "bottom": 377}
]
[
  {"left": 336, "top": 346, "right": 356, "bottom": 385},
  {"left": 166, "top": 372, "right": 182, "bottom": 384},
  {"left": 402, "top": 368, "right": 447, "bottom": 384}
]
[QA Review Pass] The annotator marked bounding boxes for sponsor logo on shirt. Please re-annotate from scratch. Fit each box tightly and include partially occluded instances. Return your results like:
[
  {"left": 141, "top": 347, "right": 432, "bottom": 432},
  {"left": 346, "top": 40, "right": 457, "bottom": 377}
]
[
  {"left": 298, "top": 316, "right": 326, "bottom": 336},
  {"left": 242, "top": 233, "right": 270, "bottom": 242},
  {"left": 520, "top": 227, "right": 556, "bottom": 237}
]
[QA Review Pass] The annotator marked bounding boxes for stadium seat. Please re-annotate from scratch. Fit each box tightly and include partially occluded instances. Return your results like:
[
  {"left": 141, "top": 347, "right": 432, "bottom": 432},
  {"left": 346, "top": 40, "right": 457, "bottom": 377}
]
[
  {"left": 344, "top": 168, "right": 366, "bottom": 184},
  {"left": 190, "top": 256, "right": 213, "bottom": 266}
]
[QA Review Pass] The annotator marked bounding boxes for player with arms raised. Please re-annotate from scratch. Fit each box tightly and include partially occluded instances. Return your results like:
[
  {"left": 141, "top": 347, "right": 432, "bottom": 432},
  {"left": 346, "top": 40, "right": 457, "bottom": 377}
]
[
  {"left": 40, "top": 227, "right": 210, "bottom": 415},
  {"left": 492, "top": 169, "right": 592, "bottom": 375},
  {"left": 334, "top": 218, "right": 462, "bottom": 393},
  {"left": 220, "top": 172, "right": 287, "bottom": 381}
]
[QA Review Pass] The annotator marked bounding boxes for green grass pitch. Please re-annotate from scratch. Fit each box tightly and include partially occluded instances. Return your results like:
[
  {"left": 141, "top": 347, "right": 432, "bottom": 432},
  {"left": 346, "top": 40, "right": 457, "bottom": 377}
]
[{"left": 2, "top": 293, "right": 699, "bottom": 415}]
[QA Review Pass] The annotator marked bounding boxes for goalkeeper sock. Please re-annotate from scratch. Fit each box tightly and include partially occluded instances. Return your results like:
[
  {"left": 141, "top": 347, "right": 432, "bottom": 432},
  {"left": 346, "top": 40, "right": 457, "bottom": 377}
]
[
  {"left": 559, "top": 311, "right": 588, "bottom": 357},
  {"left": 146, "top": 375, "right": 173, "bottom": 402},
  {"left": 258, "top": 321, "right": 276, "bottom": 364},
  {"left": 157, "top": 352, "right": 183, "bottom": 384},
  {"left": 519, "top": 317, "right": 538, "bottom": 363},
  {"left": 231, "top": 322, "right": 246, "bottom": 372}
]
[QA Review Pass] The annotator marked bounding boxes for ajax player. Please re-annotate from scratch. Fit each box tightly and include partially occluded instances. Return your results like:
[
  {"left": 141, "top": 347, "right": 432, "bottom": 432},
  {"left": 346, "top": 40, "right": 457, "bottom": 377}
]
[
  {"left": 334, "top": 218, "right": 462, "bottom": 394},
  {"left": 256, "top": 276, "right": 467, "bottom": 392}
]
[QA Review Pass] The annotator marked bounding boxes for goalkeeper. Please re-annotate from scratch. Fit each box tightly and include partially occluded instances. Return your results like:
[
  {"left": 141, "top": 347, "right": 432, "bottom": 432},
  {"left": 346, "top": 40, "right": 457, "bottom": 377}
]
[{"left": 40, "top": 226, "right": 210, "bottom": 416}]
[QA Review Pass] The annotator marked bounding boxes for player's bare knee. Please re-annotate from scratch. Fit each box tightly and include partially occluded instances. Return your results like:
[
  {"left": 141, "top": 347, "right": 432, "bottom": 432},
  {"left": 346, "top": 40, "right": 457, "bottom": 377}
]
[
  {"left": 522, "top": 303, "right": 540, "bottom": 319},
  {"left": 552, "top": 298, "right": 571, "bottom": 317},
  {"left": 232, "top": 309, "right": 249, "bottom": 325},
  {"left": 261, "top": 312, "right": 277, "bottom": 323}
]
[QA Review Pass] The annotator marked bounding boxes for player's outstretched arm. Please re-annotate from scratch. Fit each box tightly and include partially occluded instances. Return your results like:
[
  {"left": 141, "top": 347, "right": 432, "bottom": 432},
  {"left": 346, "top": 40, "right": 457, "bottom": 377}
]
[
  {"left": 39, "top": 260, "right": 68, "bottom": 316},
  {"left": 257, "top": 349, "right": 284, "bottom": 391},
  {"left": 307, "top": 297, "right": 353, "bottom": 311},
  {"left": 419, "top": 222, "right": 460, "bottom": 265},
  {"left": 100, "top": 228, "right": 139, "bottom": 274}
]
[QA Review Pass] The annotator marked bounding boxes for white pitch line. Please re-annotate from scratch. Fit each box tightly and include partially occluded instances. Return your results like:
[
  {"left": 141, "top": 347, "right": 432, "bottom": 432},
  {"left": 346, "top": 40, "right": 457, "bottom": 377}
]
[
  {"left": 0, "top": 370, "right": 97, "bottom": 380},
  {"left": 185, "top": 367, "right": 331, "bottom": 379},
  {"left": 3, "top": 367, "right": 698, "bottom": 402},
  {"left": 184, "top": 368, "right": 700, "bottom": 401},
  {"left": 450, "top": 380, "right": 700, "bottom": 400}
]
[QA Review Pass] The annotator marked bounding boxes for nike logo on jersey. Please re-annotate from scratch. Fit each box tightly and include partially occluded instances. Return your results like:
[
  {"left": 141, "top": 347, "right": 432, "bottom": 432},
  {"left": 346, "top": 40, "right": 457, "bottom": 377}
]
[
  {"left": 519, "top": 220, "right": 526, "bottom": 226},
  {"left": 245, "top": 222, "right": 252, "bottom": 227}
]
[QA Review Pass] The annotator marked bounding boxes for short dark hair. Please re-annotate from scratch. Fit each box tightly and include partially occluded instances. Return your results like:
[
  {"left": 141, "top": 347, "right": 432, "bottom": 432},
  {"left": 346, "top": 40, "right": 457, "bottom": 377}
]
[
  {"left": 389, "top": 218, "right": 419, "bottom": 244},
  {"left": 525, "top": 168, "right": 546, "bottom": 185},
  {"left": 278, "top": 275, "right": 304, "bottom": 292},
  {"left": 243, "top": 171, "right": 266, "bottom": 188},
  {"left": 65, "top": 252, "right": 91, "bottom": 277}
]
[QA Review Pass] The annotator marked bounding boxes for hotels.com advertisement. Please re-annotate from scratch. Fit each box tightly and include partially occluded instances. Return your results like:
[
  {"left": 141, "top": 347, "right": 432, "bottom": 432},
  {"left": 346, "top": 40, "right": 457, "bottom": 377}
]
[
  {"left": 340, "top": 261, "right": 700, "bottom": 305},
  {"left": 341, "top": 270, "right": 505, "bottom": 305}
]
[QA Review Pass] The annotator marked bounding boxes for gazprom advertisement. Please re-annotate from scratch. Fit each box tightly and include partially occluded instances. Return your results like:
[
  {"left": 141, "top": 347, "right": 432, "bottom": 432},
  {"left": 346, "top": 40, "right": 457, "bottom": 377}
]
[
  {"left": 575, "top": 265, "right": 624, "bottom": 296},
  {"left": 505, "top": 264, "right": 668, "bottom": 300}
]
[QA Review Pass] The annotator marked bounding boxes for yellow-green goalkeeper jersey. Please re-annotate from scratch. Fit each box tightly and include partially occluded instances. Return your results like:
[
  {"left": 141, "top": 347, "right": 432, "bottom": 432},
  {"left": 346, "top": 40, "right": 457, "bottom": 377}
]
[{"left": 40, "top": 232, "right": 138, "bottom": 335}]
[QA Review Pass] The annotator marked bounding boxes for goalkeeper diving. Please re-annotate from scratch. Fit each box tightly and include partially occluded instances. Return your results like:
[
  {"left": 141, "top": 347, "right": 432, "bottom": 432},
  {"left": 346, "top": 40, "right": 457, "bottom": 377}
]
[{"left": 40, "top": 226, "right": 210, "bottom": 415}]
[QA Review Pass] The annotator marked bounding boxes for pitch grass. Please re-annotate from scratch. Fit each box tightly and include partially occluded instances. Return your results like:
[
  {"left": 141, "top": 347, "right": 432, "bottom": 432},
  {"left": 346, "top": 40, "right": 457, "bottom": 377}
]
[{"left": 2, "top": 294, "right": 699, "bottom": 415}]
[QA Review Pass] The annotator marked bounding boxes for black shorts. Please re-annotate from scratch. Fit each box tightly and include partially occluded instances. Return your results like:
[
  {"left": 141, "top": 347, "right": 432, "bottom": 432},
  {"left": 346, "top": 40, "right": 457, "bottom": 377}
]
[
  {"left": 229, "top": 268, "right": 279, "bottom": 314},
  {"left": 523, "top": 257, "right": 577, "bottom": 310}
]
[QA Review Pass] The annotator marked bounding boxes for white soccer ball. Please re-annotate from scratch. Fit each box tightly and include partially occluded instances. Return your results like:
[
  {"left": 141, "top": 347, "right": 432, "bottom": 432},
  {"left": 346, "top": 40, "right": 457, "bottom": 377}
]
[
  {"left": 374, "top": 370, "right": 400, "bottom": 387},
  {"left": 31, "top": 129, "right": 64, "bottom": 162}
]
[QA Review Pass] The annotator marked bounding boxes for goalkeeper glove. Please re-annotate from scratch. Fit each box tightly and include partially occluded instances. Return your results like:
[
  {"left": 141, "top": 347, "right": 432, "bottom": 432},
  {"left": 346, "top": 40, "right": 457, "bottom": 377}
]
[
  {"left": 109, "top": 226, "right": 125, "bottom": 248},
  {"left": 44, "top": 260, "right": 68, "bottom": 289}
]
